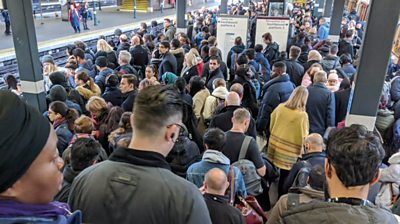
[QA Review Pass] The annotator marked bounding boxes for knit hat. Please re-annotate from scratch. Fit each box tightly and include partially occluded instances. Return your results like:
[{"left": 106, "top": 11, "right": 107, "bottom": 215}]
[
  {"left": 95, "top": 56, "right": 108, "bottom": 68},
  {"left": 48, "top": 85, "right": 68, "bottom": 102},
  {"left": 308, "top": 50, "right": 322, "bottom": 62},
  {"left": 0, "top": 90, "right": 51, "bottom": 192},
  {"left": 49, "top": 71, "right": 67, "bottom": 86},
  {"left": 42, "top": 55, "right": 55, "bottom": 65},
  {"left": 212, "top": 87, "right": 228, "bottom": 100}
]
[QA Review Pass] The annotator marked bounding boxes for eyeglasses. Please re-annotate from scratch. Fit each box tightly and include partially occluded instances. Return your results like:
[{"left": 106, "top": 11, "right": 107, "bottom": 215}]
[{"left": 166, "top": 123, "right": 187, "bottom": 136}]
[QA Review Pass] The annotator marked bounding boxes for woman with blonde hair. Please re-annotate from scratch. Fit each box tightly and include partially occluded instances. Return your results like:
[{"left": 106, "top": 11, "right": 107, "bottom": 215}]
[
  {"left": 267, "top": 86, "right": 309, "bottom": 196},
  {"left": 303, "top": 50, "right": 322, "bottom": 71},
  {"left": 181, "top": 50, "right": 200, "bottom": 83},
  {"left": 95, "top": 39, "right": 118, "bottom": 69},
  {"left": 301, "top": 63, "right": 323, "bottom": 87}
]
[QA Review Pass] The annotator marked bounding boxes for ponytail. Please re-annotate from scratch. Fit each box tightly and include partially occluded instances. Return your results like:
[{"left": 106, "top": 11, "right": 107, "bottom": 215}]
[
  {"left": 88, "top": 77, "right": 95, "bottom": 91},
  {"left": 65, "top": 108, "right": 79, "bottom": 132}
]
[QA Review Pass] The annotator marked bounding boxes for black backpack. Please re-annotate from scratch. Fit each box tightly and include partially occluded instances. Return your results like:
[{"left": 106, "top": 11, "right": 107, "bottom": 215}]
[{"left": 166, "top": 125, "right": 201, "bottom": 178}]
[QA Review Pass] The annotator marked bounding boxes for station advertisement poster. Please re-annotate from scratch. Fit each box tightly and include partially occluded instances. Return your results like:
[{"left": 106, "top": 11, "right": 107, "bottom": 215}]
[
  {"left": 255, "top": 16, "right": 290, "bottom": 53},
  {"left": 216, "top": 15, "right": 248, "bottom": 63}
]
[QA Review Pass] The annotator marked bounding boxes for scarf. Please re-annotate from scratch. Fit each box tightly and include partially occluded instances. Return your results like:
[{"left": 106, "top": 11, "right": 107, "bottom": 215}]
[{"left": 0, "top": 200, "right": 71, "bottom": 218}]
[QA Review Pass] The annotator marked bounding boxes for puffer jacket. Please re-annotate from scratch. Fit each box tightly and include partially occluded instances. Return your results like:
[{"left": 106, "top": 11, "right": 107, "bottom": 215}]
[{"left": 376, "top": 152, "right": 400, "bottom": 208}]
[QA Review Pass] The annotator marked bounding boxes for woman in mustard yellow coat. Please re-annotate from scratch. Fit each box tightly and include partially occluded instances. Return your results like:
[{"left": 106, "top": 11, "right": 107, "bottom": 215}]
[{"left": 267, "top": 86, "right": 309, "bottom": 196}]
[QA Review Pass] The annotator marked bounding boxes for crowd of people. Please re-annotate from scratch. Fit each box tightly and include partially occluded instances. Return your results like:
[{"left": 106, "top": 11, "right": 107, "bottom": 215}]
[{"left": 1, "top": 1, "right": 400, "bottom": 223}]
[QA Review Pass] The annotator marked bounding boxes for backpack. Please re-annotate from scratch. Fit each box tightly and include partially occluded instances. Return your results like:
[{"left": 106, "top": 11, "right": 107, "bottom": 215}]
[
  {"left": 166, "top": 128, "right": 201, "bottom": 178},
  {"left": 230, "top": 50, "right": 240, "bottom": 73},
  {"left": 232, "top": 136, "right": 263, "bottom": 196}
]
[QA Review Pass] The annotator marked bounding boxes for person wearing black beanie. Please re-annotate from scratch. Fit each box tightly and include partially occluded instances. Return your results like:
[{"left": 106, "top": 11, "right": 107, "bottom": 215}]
[{"left": 0, "top": 90, "right": 82, "bottom": 223}]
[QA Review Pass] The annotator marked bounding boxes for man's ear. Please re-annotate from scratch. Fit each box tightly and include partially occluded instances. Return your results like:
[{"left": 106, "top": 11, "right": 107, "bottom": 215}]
[
  {"left": 325, "top": 158, "right": 332, "bottom": 179},
  {"left": 370, "top": 169, "right": 381, "bottom": 186},
  {"left": 225, "top": 180, "right": 230, "bottom": 191}
]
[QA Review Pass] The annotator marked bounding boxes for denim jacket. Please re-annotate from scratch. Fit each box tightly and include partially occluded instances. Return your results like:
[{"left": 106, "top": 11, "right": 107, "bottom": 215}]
[{"left": 187, "top": 150, "right": 247, "bottom": 197}]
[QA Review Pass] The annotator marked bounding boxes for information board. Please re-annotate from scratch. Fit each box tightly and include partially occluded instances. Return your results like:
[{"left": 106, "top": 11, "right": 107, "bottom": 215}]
[
  {"left": 255, "top": 16, "right": 290, "bottom": 53},
  {"left": 216, "top": 15, "right": 248, "bottom": 63}
]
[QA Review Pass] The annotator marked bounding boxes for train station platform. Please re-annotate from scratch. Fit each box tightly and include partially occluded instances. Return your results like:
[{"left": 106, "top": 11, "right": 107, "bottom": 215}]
[{"left": 0, "top": 0, "right": 219, "bottom": 61}]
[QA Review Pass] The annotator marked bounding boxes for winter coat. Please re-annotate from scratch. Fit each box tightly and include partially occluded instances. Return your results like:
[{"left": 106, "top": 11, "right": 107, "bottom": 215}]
[
  {"left": 76, "top": 84, "right": 101, "bottom": 100},
  {"left": 95, "top": 51, "right": 118, "bottom": 70},
  {"left": 54, "top": 120, "right": 73, "bottom": 155},
  {"left": 202, "top": 87, "right": 228, "bottom": 122},
  {"left": 391, "top": 76, "right": 400, "bottom": 102},
  {"left": 231, "top": 75, "right": 258, "bottom": 118},
  {"left": 164, "top": 26, "right": 176, "bottom": 41},
  {"left": 158, "top": 51, "right": 178, "bottom": 78},
  {"left": 306, "top": 83, "right": 336, "bottom": 136},
  {"left": 375, "top": 108, "right": 395, "bottom": 134},
  {"left": 54, "top": 165, "right": 80, "bottom": 203},
  {"left": 187, "top": 150, "right": 247, "bottom": 197},
  {"left": 227, "top": 45, "right": 245, "bottom": 76},
  {"left": 317, "top": 23, "right": 330, "bottom": 40},
  {"left": 129, "top": 45, "right": 149, "bottom": 68},
  {"left": 279, "top": 201, "right": 397, "bottom": 224},
  {"left": 95, "top": 68, "right": 113, "bottom": 93},
  {"left": 268, "top": 104, "right": 309, "bottom": 170},
  {"left": 204, "top": 193, "right": 246, "bottom": 224},
  {"left": 102, "top": 86, "right": 123, "bottom": 107},
  {"left": 282, "top": 151, "right": 326, "bottom": 194},
  {"left": 263, "top": 42, "right": 280, "bottom": 64},
  {"left": 202, "top": 61, "right": 228, "bottom": 81},
  {"left": 170, "top": 48, "right": 185, "bottom": 75},
  {"left": 121, "top": 90, "right": 137, "bottom": 112},
  {"left": 205, "top": 68, "right": 224, "bottom": 92},
  {"left": 334, "top": 88, "right": 351, "bottom": 125},
  {"left": 116, "top": 42, "right": 130, "bottom": 56},
  {"left": 69, "top": 147, "right": 212, "bottom": 224},
  {"left": 193, "top": 88, "right": 210, "bottom": 121},
  {"left": 255, "top": 52, "right": 271, "bottom": 82},
  {"left": 376, "top": 152, "right": 400, "bottom": 208},
  {"left": 257, "top": 74, "right": 295, "bottom": 137},
  {"left": 342, "top": 64, "right": 357, "bottom": 78},
  {"left": 284, "top": 59, "right": 305, "bottom": 86},
  {"left": 321, "top": 55, "right": 340, "bottom": 72},
  {"left": 210, "top": 105, "right": 257, "bottom": 139},
  {"left": 181, "top": 65, "right": 199, "bottom": 84},
  {"left": 338, "top": 39, "right": 354, "bottom": 58}
]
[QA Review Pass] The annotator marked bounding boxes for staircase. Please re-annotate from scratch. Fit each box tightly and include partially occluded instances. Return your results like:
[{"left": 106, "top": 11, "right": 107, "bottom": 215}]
[{"left": 120, "top": 0, "right": 148, "bottom": 12}]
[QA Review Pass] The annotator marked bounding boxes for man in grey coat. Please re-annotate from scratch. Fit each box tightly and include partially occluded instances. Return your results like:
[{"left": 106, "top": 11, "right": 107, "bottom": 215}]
[{"left": 68, "top": 85, "right": 212, "bottom": 224}]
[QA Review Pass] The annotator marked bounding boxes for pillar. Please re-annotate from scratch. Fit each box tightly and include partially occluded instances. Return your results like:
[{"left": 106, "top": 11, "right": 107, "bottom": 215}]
[
  {"left": 346, "top": 0, "right": 400, "bottom": 131},
  {"left": 324, "top": 0, "right": 333, "bottom": 19},
  {"left": 220, "top": 0, "right": 228, "bottom": 14},
  {"left": 6, "top": 0, "right": 46, "bottom": 112},
  {"left": 328, "top": 0, "right": 345, "bottom": 43},
  {"left": 176, "top": 0, "right": 186, "bottom": 33}
]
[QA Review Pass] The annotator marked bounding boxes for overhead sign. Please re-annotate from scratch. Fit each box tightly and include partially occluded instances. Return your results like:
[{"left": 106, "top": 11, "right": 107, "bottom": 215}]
[
  {"left": 216, "top": 15, "right": 248, "bottom": 63},
  {"left": 255, "top": 16, "right": 290, "bottom": 53}
]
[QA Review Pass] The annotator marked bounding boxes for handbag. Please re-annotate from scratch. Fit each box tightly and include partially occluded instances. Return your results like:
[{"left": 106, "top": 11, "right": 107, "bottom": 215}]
[{"left": 229, "top": 166, "right": 268, "bottom": 224}]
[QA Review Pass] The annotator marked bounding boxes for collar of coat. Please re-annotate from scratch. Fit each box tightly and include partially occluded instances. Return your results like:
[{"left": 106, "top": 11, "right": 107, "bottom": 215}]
[{"left": 109, "top": 146, "right": 171, "bottom": 170}]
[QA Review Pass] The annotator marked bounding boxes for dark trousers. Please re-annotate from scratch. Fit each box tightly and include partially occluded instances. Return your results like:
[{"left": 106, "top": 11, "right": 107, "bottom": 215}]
[
  {"left": 278, "top": 169, "right": 290, "bottom": 198},
  {"left": 5, "top": 22, "right": 10, "bottom": 34}
]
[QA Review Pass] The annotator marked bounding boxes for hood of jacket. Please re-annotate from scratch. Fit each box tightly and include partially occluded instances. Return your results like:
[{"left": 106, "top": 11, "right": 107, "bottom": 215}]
[
  {"left": 170, "top": 47, "right": 185, "bottom": 56},
  {"left": 231, "top": 45, "right": 245, "bottom": 54},
  {"left": 63, "top": 164, "right": 81, "bottom": 184},
  {"left": 389, "top": 152, "right": 400, "bottom": 164},
  {"left": 202, "top": 150, "right": 230, "bottom": 165},
  {"left": 264, "top": 74, "right": 291, "bottom": 90}
]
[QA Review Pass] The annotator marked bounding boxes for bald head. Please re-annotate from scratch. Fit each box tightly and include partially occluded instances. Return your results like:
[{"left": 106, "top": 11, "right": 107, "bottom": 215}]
[
  {"left": 230, "top": 83, "right": 244, "bottom": 98},
  {"left": 225, "top": 92, "right": 241, "bottom": 106},
  {"left": 304, "top": 133, "right": 325, "bottom": 153},
  {"left": 131, "top": 36, "right": 140, "bottom": 46},
  {"left": 204, "top": 168, "right": 229, "bottom": 195}
]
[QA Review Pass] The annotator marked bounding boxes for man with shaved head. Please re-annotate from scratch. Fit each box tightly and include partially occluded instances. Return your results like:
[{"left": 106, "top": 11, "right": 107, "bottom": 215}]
[
  {"left": 129, "top": 35, "right": 149, "bottom": 74},
  {"left": 282, "top": 133, "right": 326, "bottom": 194},
  {"left": 210, "top": 92, "right": 257, "bottom": 138},
  {"left": 203, "top": 168, "right": 246, "bottom": 224}
]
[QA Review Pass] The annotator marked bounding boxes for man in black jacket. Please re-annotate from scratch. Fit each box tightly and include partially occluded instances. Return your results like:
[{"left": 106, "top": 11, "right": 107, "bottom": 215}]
[
  {"left": 338, "top": 30, "right": 355, "bottom": 59},
  {"left": 129, "top": 36, "right": 149, "bottom": 77},
  {"left": 54, "top": 138, "right": 100, "bottom": 202},
  {"left": 203, "top": 168, "right": 246, "bottom": 224},
  {"left": 158, "top": 41, "right": 178, "bottom": 78},
  {"left": 210, "top": 92, "right": 257, "bottom": 139},
  {"left": 284, "top": 46, "right": 304, "bottom": 86},
  {"left": 116, "top": 50, "right": 138, "bottom": 77},
  {"left": 116, "top": 34, "right": 130, "bottom": 56},
  {"left": 262, "top": 32, "right": 279, "bottom": 63},
  {"left": 120, "top": 74, "right": 138, "bottom": 112}
]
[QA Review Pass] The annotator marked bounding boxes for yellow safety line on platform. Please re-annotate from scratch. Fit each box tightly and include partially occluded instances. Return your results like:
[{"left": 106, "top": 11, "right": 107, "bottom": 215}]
[{"left": 0, "top": 14, "right": 175, "bottom": 59}]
